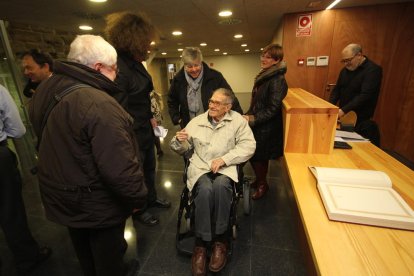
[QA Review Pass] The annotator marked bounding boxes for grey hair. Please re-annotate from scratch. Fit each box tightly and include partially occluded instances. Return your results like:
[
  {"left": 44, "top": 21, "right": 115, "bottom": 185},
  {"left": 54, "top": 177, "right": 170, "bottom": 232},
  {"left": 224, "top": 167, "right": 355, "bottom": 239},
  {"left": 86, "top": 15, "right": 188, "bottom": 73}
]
[
  {"left": 67, "top": 35, "right": 117, "bottom": 67},
  {"left": 181, "top": 47, "right": 203, "bottom": 64},
  {"left": 213, "top": 88, "right": 235, "bottom": 104},
  {"left": 346, "top": 43, "right": 362, "bottom": 55}
]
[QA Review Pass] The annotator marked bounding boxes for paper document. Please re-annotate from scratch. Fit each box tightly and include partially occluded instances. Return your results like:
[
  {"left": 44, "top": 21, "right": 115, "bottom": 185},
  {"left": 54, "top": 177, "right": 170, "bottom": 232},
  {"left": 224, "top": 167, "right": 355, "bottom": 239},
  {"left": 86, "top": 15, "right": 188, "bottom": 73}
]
[{"left": 335, "top": 130, "right": 369, "bottom": 141}]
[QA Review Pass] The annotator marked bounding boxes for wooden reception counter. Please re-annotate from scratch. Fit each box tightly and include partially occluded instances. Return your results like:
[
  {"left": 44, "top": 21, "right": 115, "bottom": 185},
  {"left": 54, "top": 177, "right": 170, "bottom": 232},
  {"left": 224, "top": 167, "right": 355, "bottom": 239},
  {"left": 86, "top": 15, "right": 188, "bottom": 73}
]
[
  {"left": 283, "top": 142, "right": 414, "bottom": 275},
  {"left": 283, "top": 88, "right": 338, "bottom": 154}
]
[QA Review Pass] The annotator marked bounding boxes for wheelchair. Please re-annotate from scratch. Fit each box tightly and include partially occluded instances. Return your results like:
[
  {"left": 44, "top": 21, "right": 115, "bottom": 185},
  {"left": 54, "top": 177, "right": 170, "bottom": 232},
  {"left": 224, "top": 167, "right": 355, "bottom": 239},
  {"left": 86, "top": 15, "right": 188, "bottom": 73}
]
[{"left": 175, "top": 160, "right": 251, "bottom": 256}]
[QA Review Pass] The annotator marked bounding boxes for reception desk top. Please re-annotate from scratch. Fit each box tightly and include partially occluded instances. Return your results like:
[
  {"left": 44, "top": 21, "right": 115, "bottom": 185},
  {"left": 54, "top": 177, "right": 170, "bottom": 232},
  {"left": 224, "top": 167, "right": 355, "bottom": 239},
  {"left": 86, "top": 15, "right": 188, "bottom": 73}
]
[{"left": 284, "top": 142, "right": 414, "bottom": 275}]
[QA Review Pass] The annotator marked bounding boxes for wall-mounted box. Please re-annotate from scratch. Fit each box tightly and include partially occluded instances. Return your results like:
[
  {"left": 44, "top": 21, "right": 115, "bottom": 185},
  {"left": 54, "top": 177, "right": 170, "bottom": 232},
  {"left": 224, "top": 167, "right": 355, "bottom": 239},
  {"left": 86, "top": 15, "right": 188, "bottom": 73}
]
[
  {"left": 307, "top": 57, "right": 316, "bottom": 66},
  {"left": 316, "top": 56, "right": 329, "bottom": 66}
]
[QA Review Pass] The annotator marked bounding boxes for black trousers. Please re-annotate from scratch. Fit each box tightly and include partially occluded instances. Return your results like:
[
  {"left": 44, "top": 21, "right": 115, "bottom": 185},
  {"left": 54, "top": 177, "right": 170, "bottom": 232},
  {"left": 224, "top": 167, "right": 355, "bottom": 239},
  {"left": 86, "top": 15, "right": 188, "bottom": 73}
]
[
  {"left": 68, "top": 222, "right": 128, "bottom": 276},
  {"left": 0, "top": 144, "right": 40, "bottom": 266},
  {"left": 139, "top": 144, "right": 157, "bottom": 208}
]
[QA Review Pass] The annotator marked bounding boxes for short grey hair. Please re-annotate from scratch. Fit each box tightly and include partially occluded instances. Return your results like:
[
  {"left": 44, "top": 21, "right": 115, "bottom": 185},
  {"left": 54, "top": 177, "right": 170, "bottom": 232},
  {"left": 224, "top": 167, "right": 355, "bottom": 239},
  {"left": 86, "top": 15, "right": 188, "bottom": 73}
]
[
  {"left": 181, "top": 47, "right": 203, "bottom": 65},
  {"left": 67, "top": 35, "right": 117, "bottom": 67},
  {"left": 345, "top": 43, "right": 362, "bottom": 55},
  {"left": 213, "top": 88, "right": 235, "bottom": 104}
]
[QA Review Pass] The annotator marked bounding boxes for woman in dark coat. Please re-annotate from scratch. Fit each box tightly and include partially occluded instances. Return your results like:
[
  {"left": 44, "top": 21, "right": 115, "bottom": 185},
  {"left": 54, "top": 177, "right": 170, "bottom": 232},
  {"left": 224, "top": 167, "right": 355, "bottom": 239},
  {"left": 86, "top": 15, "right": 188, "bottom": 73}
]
[{"left": 243, "top": 44, "right": 288, "bottom": 200}]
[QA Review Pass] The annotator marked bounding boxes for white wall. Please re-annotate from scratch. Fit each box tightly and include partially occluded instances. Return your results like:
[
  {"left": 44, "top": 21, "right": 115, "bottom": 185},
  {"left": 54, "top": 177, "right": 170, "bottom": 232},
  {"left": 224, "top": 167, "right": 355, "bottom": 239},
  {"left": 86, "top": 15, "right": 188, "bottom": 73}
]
[{"left": 166, "top": 53, "right": 261, "bottom": 94}]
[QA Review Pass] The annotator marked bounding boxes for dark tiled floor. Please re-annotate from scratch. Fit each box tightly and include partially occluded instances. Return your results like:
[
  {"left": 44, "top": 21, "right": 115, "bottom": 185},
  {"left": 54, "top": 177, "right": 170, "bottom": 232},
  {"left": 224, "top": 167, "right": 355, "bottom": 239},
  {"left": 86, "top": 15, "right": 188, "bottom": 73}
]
[{"left": 0, "top": 102, "right": 306, "bottom": 276}]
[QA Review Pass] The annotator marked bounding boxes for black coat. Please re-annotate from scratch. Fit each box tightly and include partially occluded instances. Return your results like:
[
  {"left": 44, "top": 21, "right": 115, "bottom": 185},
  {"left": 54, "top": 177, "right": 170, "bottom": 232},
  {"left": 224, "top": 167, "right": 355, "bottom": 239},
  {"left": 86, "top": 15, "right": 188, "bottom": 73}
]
[
  {"left": 29, "top": 61, "right": 147, "bottom": 228},
  {"left": 246, "top": 65, "right": 288, "bottom": 160},
  {"left": 168, "top": 62, "right": 243, "bottom": 128},
  {"left": 115, "top": 52, "right": 155, "bottom": 149}
]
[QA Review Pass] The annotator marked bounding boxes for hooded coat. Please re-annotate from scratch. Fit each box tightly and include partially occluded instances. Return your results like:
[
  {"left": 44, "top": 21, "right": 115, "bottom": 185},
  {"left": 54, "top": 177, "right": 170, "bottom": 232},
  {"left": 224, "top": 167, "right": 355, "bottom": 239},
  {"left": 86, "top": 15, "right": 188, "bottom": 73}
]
[{"left": 29, "top": 61, "right": 147, "bottom": 228}]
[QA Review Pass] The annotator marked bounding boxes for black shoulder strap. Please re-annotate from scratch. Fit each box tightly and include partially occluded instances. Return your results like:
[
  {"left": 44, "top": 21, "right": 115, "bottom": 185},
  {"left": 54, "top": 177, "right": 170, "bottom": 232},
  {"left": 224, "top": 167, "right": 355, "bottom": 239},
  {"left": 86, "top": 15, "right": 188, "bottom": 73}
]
[{"left": 37, "top": 84, "right": 92, "bottom": 149}]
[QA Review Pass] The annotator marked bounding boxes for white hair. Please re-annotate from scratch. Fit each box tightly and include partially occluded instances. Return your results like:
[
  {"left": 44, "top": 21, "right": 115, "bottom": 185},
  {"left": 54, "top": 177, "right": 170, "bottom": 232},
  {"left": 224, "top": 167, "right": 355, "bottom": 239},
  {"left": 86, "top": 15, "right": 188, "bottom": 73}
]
[{"left": 67, "top": 35, "right": 117, "bottom": 67}]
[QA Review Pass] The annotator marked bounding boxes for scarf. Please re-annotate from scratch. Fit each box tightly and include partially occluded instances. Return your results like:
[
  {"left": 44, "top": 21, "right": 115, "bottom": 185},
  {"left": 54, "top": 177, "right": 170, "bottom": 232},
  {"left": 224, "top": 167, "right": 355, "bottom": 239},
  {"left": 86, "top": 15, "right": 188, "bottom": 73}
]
[
  {"left": 185, "top": 64, "right": 204, "bottom": 114},
  {"left": 254, "top": 61, "right": 286, "bottom": 86}
]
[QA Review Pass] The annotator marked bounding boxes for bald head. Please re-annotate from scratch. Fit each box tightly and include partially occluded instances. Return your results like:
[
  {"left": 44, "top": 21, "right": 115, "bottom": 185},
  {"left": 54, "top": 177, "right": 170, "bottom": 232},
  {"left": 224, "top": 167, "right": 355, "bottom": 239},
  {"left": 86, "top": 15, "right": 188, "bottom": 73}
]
[{"left": 341, "top": 43, "right": 364, "bottom": 71}]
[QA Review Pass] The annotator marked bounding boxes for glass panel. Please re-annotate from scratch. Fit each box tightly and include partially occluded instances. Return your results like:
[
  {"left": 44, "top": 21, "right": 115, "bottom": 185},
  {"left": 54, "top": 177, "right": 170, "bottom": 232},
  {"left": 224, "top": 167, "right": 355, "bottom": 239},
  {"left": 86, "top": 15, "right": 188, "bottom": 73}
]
[{"left": 0, "top": 20, "right": 38, "bottom": 179}]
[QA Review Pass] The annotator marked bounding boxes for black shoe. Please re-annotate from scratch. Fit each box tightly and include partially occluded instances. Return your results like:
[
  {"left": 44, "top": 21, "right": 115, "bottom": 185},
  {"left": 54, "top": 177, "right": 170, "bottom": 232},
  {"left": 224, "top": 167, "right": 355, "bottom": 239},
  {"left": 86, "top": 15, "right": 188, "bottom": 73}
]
[
  {"left": 149, "top": 198, "right": 171, "bottom": 209},
  {"left": 17, "top": 246, "right": 52, "bottom": 274},
  {"left": 132, "top": 211, "right": 159, "bottom": 226}
]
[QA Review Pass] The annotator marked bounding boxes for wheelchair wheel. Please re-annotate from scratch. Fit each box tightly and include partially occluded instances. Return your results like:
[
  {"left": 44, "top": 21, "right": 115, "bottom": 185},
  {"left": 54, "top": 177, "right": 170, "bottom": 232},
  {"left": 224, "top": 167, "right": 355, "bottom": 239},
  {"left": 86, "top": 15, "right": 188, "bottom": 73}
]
[{"left": 243, "top": 178, "right": 251, "bottom": 215}]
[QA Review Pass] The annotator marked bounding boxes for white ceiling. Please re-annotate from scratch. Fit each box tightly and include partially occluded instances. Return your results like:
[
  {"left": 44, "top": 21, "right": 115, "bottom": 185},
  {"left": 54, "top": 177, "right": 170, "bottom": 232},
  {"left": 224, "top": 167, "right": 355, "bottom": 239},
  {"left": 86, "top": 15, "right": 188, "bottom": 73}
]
[{"left": 0, "top": 0, "right": 412, "bottom": 58}]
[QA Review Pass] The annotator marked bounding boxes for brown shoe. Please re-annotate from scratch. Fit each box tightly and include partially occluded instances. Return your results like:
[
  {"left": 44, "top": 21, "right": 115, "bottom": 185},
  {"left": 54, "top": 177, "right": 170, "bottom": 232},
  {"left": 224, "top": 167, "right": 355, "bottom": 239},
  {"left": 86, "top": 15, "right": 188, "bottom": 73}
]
[
  {"left": 209, "top": 242, "right": 228, "bottom": 272},
  {"left": 252, "top": 183, "right": 269, "bottom": 200},
  {"left": 191, "top": 246, "right": 207, "bottom": 276}
]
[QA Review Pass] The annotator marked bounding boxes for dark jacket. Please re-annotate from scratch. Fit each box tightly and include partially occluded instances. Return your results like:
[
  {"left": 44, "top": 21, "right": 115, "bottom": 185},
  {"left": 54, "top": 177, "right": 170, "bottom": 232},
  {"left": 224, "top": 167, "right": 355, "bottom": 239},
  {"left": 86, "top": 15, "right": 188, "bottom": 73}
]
[
  {"left": 29, "top": 61, "right": 147, "bottom": 228},
  {"left": 329, "top": 57, "right": 382, "bottom": 125},
  {"left": 246, "top": 63, "right": 288, "bottom": 160},
  {"left": 115, "top": 51, "right": 155, "bottom": 149},
  {"left": 168, "top": 62, "right": 243, "bottom": 128}
]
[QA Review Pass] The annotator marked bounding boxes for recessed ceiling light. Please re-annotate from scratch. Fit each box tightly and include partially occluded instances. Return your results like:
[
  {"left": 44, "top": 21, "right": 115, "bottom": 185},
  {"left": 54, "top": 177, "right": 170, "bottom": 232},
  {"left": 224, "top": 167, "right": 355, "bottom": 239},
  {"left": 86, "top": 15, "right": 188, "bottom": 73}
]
[
  {"left": 150, "top": 41, "right": 155, "bottom": 45},
  {"left": 89, "top": 0, "right": 107, "bottom": 2},
  {"left": 172, "top": 31, "right": 182, "bottom": 36},
  {"left": 147, "top": 51, "right": 151, "bottom": 53},
  {"left": 214, "top": 49, "right": 220, "bottom": 52},
  {"left": 260, "top": 48, "right": 264, "bottom": 51},
  {"left": 178, "top": 48, "right": 183, "bottom": 51},
  {"left": 223, "top": 52, "right": 228, "bottom": 55},
  {"left": 241, "top": 44, "right": 247, "bottom": 47},
  {"left": 244, "top": 49, "right": 250, "bottom": 52},
  {"left": 200, "top": 42, "right": 207, "bottom": 46},
  {"left": 161, "top": 52, "right": 167, "bottom": 55},
  {"left": 79, "top": 25, "right": 93, "bottom": 31},
  {"left": 234, "top": 34, "right": 243, "bottom": 39},
  {"left": 219, "top": 10, "right": 232, "bottom": 17}
]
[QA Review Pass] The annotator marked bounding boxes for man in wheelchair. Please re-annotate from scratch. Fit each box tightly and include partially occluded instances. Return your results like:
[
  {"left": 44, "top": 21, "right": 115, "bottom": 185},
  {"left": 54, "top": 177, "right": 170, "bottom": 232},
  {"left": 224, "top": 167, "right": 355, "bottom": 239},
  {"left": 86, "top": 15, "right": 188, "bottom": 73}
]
[{"left": 170, "top": 88, "right": 256, "bottom": 275}]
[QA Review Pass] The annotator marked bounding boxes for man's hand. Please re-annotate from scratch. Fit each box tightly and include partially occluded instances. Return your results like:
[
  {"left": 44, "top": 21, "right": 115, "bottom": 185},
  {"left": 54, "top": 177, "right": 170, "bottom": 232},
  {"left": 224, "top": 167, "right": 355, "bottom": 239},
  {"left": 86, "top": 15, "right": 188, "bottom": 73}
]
[
  {"left": 338, "top": 109, "right": 345, "bottom": 118},
  {"left": 175, "top": 129, "right": 189, "bottom": 142},
  {"left": 242, "top": 115, "right": 249, "bottom": 121},
  {"left": 211, "top": 158, "right": 225, "bottom": 173}
]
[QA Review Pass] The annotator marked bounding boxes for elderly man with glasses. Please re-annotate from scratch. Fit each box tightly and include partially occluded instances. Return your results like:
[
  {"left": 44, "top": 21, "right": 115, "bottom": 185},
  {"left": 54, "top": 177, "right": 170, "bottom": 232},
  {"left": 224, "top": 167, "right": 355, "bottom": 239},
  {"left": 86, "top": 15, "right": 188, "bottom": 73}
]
[
  {"left": 329, "top": 43, "right": 383, "bottom": 126},
  {"left": 170, "top": 88, "right": 256, "bottom": 276},
  {"left": 29, "top": 34, "right": 147, "bottom": 276}
]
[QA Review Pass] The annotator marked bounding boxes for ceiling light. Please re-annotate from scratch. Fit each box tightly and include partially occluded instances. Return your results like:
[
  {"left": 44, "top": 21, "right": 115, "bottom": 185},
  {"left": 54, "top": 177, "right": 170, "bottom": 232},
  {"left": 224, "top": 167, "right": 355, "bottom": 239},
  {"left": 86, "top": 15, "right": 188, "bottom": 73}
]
[
  {"left": 260, "top": 48, "right": 264, "bottom": 51},
  {"left": 79, "top": 25, "right": 93, "bottom": 31},
  {"left": 244, "top": 49, "right": 250, "bottom": 52},
  {"left": 200, "top": 42, "right": 207, "bottom": 46},
  {"left": 161, "top": 52, "right": 167, "bottom": 55},
  {"left": 234, "top": 34, "right": 243, "bottom": 39},
  {"left": 241, "top": 44, "right": 247, "bottom": 47},
  {"left": 326, "top": 0, "right": 341, "bottom": 9},
  {"left": 172, "top": 31, "right": 182, "bottom": 36},
  {"left": 178, "top": 48, "right": 183, "bottom": 51},
  {"left": 219, "top": 10, "right": 232, "bottom": 17},
  {"left": 150, "top": 41, "right": 155, "bottom": 45},
  {"left": 223, "top": 52, "right": 228, "bottom": 55},
  {"left": 214, "top": 49, "right": 220, "bottom": 52},
  {"left": 89, "top": 0, "right": 107, "bottom": 2}
]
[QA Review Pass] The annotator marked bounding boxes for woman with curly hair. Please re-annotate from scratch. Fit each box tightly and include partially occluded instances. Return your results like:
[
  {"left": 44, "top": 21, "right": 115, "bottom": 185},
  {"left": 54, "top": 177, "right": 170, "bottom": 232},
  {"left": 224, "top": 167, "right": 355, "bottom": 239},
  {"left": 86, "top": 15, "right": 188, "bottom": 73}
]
[{"left": 105, "top": 12, "right": 171, "bottom": 226}]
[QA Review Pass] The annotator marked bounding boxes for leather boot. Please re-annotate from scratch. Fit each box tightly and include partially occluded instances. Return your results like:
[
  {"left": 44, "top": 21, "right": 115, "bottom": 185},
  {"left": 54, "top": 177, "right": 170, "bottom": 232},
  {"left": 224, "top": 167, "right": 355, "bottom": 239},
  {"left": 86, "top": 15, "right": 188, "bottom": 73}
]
[
  {"left": 191, "top": 246, "right": 207, "bottom": 276},
  {"left": 252, "top": 182, "right": 269, "bottom": 200}
]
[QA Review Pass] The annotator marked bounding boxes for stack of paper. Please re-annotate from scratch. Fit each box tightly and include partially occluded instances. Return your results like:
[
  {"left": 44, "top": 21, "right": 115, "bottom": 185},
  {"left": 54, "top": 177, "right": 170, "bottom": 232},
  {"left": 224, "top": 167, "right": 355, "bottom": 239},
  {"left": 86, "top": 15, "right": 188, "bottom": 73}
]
[{"left": 335, "top": 130, "right": 369, "bottom": 142}]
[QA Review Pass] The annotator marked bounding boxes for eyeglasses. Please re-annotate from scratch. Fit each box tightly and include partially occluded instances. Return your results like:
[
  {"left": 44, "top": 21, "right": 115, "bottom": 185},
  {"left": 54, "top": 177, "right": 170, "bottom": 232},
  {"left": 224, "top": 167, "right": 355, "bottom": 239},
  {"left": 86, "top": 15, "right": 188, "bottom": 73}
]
[
  {"left": 340, "top": 54, "right": 357, "bottom": 64},
  {"left": 208, "top": 99, "right": 230, "bottom": 107},
  {"left": 107, "top": 64, "right": 119, "bottom": 74}
]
